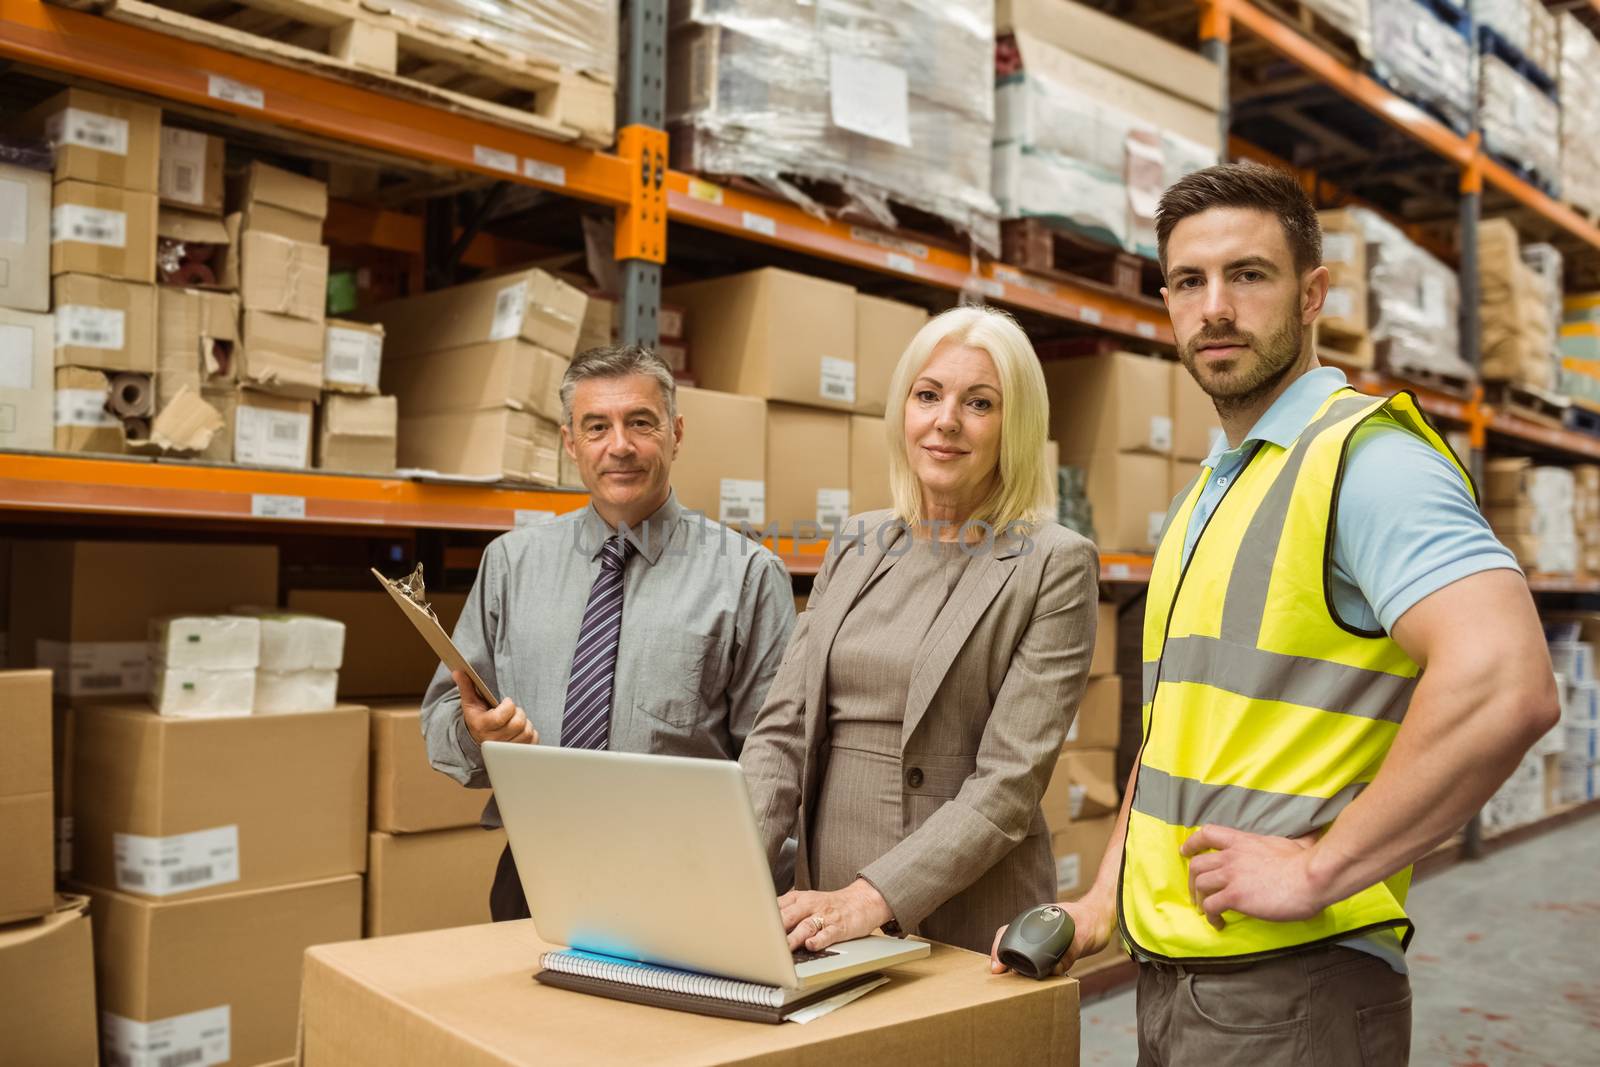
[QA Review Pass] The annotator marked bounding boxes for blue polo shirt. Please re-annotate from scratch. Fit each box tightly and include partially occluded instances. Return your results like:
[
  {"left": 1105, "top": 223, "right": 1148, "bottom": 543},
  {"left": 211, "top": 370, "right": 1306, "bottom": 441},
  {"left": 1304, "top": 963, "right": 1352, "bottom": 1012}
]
[{"left": 1174, "top": 365, "right": 1519, "bottom": 972}]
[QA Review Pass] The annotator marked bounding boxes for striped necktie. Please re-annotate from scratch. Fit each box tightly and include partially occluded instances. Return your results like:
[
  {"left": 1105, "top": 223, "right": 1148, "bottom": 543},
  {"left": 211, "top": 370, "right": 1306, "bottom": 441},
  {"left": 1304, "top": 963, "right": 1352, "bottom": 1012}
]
[{"left": 561, "top": 534, "right": 632, "bottom": 750}]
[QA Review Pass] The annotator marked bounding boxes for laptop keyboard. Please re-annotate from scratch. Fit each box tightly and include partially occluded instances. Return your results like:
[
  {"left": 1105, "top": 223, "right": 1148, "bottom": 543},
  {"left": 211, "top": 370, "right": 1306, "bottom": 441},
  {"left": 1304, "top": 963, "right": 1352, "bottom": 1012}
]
[{"left": 792, "top": 946, "right": 840, "bottom": 964}]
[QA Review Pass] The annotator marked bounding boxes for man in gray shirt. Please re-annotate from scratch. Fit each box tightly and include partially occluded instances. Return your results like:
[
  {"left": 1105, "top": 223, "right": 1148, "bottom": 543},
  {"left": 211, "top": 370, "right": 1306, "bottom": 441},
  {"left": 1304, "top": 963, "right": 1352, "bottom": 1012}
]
[{"left": 421, "top": 344, "right": 797, "bottom": 921}]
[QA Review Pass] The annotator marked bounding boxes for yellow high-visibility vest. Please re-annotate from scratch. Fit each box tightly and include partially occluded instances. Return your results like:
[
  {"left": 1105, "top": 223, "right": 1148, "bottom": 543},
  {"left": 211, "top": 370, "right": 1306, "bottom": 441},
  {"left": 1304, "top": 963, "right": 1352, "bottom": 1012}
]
[{"left": 1119, "top": 387, "right": 1472, "bottom": 962}]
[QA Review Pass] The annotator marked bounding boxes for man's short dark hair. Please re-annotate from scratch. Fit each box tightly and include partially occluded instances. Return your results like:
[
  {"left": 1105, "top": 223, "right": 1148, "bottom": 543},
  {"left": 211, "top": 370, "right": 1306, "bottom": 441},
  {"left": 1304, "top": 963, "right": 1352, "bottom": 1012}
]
[
  {"left": 1155, "top": 161, "right": 1322, "bottom": 278},
  {"left": 559, "top": 343, "right": 676, "bottom": 426}
]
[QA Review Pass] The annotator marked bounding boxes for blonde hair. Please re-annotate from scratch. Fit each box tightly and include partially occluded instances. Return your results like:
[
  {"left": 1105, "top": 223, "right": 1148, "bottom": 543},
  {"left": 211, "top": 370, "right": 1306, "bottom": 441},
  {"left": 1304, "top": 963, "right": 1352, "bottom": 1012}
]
[{"left": 884, "top": 305, "right": 1053, "bottom": 531}]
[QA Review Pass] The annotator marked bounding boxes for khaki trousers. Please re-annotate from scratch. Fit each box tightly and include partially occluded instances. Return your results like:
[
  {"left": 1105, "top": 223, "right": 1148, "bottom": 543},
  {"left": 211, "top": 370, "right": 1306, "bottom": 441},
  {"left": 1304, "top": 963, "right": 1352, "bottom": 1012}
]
[{"left": 1135, "top": 945, "right": 1412, "bottom": 1066}]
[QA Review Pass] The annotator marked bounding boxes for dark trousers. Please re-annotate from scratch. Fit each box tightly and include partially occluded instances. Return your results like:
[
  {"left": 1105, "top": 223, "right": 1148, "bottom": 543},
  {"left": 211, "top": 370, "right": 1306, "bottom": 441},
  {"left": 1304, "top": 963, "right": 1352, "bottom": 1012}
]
[{"left": 489, "top": 843, "right": 531, "bottom": 922}]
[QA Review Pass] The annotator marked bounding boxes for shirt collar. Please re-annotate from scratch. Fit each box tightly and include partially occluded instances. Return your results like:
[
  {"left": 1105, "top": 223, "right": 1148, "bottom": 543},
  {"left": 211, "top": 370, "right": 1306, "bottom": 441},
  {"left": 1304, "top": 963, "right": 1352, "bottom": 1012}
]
[
  {"left": 577, "top": 491, "right": 682, "bottom": 566},
  {"left": 1200, "top": 365, "right": 1350, "bottom": 467}
]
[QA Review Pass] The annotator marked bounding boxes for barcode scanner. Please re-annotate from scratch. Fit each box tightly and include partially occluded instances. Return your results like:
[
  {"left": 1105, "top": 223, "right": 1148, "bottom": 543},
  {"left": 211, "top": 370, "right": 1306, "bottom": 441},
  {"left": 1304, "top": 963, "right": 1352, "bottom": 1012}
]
[{"left": 997, "top": 904, "right": 1075, "bottom": 980}]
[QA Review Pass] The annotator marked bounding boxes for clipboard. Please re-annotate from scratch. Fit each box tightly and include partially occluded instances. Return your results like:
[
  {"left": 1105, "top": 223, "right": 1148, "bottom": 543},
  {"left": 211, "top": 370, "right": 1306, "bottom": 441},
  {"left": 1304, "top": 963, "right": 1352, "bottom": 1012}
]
[{"left": 371, "top": 565, "right": 498, "bottom": 707}]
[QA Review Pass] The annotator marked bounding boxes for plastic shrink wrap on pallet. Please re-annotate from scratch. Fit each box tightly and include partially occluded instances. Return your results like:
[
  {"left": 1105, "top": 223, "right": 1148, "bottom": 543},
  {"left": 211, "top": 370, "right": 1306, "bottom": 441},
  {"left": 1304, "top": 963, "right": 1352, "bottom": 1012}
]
[
  {"left": 666, "top": 0, "right": 1000, "bottom": 251},
  {"left": 1369, "top": 0, "right": 1473, "bottom": 133},
  {"left": 1479, "top": 218, "right": 1556, "bottom": 389},
  {"left": 1344, "top": 207, "right": 1473, "bottom": 383},
  {"left": 1480, "top": 55, "right": 1561, "bottom": 191},
  {"left": 1559, "top": 14, "right": 1600, "bottom": 220},
  {"left": 374, "top": 0, "right": 618, "bottom": 79},
  {"left": 1300, "top": 0, "right": 1372, "bottom": 58}
]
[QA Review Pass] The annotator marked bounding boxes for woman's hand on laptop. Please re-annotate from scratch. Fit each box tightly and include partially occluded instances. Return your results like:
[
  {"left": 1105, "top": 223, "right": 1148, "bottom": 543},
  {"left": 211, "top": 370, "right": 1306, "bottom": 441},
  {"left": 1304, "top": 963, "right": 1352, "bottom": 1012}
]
[
  {"left": 780, "top": 879, "right": 894, "bottom": 952},
  {"left": 454, "top": 670, "right": 537, "bottom": 746}
]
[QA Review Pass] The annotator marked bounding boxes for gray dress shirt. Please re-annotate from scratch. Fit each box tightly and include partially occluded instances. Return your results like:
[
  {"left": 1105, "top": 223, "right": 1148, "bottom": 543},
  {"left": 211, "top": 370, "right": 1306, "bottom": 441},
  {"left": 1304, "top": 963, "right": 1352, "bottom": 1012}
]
[{"left": 420, "top": 491, "right": 797, "bottom": 827}]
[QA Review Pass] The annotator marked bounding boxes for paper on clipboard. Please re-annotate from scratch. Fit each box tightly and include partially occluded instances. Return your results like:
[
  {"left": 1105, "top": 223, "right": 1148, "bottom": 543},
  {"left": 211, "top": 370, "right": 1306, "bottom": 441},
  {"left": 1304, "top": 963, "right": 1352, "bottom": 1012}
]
[{"left": 371, "top": 565, "right": 498, "bottom": 707}]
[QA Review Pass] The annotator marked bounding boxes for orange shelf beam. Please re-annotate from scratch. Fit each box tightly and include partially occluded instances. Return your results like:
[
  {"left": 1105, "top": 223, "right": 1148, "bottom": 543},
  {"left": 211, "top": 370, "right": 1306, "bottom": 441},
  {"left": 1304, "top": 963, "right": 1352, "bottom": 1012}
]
[
  {"left": 0, "top": 452, "right": 588, "bottom": 530},
  {"left": 0, "top": 0, "right": 631, "bottom": 206},
  {"left": 1527, "top": 572, "right": 1600, "bottom": 594},
  {"left": 664, "top": 174, "right": 1176, "bottom": 345},
  {"left": 1100, "top": 553, "right": 1154, "bottom": 583}
]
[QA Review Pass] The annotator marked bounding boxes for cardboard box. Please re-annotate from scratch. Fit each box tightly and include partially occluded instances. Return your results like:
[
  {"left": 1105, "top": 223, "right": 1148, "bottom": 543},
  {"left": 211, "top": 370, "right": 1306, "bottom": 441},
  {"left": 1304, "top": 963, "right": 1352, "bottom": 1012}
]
[
  {"left": 0, "top": 896, "right": 98, "bottom": 1066},
  {"left": 318, "top": 393, "right": 398, "bottom": 474},
  {"left": 1170, "top": 458, "right": 1202, "bottom": 500},
  {"left": 366, "top": 828, "right": 505, "bottom": 937},
  {"left": 673, "top": 385, "right": 766, "bottom": 526},
  {"left": 156, "top": 287, "right": 239, "bottom": 409},
  {"left": 855, "top": 293, "right": 927, "bottom": 416},
  {"left": 0, "top": 161, "right": 50, "bottom": 312},
  {"left": 300, "top": 922, "right": 1080, "bottom": 1066},
  {"left": 229, "top": 227, "right": 329, "bottom": 323},
  {"left": 324, "top": 318, "right": 384, "bottom": 395},
  {"left": 231, "top": 160, "right": 328, "bottom": 229},
  {"left": 158, "top": 127, "right": 224, "bottom": 214},
  {"left": 383, "top": 339, "right": 566, "bottom": 423},
  {"left": 1050, "top": 815, "right": 1116, "bottom": 899},
  {"left": 997, "top": 0, "right": 1222, "bottom": 111},
  {"left": 369, "top": 703, "right": 486, "bottom": 832},
  {"left": 1170, "top": 361, "right": 1220, "bottom": 462},
  {"left": 1065, "top": 675, "right": 1120, "bottom": 751},
  {"left": 558, "top": 446, "right": 584, "bottom": 489},
  {"left": 1041, "top": 747, "right": 1119, "bottom": 832},
  {"left": 52, "top": 273, "right": 157, "bottom": 372},
  {"left": 155, "top": 207, "right": 230, "bottom": 289},
  {"left": 238, "top": 309, "right": 324, "bottom": 399},
  {"left": 576, "top": 293, "right": 614, "bottom": 354},
  {"left": 849, "top": 413, "right": 893, "bottom": 514},
  {"left": 0, "top": 306, "right": 54, "bottom": 450},
  {"left": 86, "top": 875, "right": 361, "bottom": 1067},
  {"left": 1485, "top": 456, "right": 1534, "bottom": 505},
  {"left": 25, "top": 87, "right": 162, "bottom": 194},
  {"left": 50, "top": 180, "right": 158, "bottom": 284},
  {"left": 664, "top": 268, "right": 859, "bottom": 412},
  {"left": 0, "top": 669, "right": 53, "bottom": 924},
  {"left": 398, "top": 407, "right": 561, "bottom": 484},
  {"left": 767, "top": 403, "right": 852, "bottom": 533},
  {"left": 1045, "top": 353, "right": 1174, "bottom": 462},
  {"left": 366, "top": 269, "right": 588, "bottom": 361},
  {"left": 1085, "top": 450, "right": 1171, "bottom": 550},
  {"left": 8, "top": 539, "right": 277, "bottom": 688},
  {"left": 53, "top": 366, "right": 126, "bottom": 454},
  {"left": 208, "top": 387, "right": 313, "bottom": 468},
  {"left": 285, "top": 589, "right": 467, "bottom": 698},
  {"left": 71, "top": 703, "right": 367, "bottom": 898},
  {"left": 1089, "top": 600, "right": 1116, "bottom": 677}
]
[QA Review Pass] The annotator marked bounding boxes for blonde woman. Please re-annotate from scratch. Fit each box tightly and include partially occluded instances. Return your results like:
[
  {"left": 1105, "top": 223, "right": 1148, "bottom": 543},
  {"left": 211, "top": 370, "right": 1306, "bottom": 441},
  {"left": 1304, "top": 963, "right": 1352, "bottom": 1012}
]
[{"left": 739, "top": 305, "right": 1100, "bottom": 954}]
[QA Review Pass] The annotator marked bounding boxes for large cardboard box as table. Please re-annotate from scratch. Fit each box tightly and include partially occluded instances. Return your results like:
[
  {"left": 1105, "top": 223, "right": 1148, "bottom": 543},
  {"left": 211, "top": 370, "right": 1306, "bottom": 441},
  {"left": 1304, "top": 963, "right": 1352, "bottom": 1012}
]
[{"left": 300, "top": 920, "right": 1079, "bottom": 1065}]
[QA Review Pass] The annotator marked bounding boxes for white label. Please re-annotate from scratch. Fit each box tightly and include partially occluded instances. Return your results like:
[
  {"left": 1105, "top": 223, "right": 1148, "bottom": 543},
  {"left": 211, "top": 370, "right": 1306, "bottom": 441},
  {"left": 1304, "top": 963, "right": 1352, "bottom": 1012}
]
[
  {"left": 56, "top": 306, "right": 126, "bottom": 351},
  {"left": 976, "top": 278, "right": 1005, "bottom": 299},
  {"left": 1324, "top": 287, "right": 1355, "bottom": 321},
  {"left": 1147, "top": 510, "right": 1167, "bottom": 547},
  {"left": 323, "top": 326, "right": 382, "bottom": 389},
  {"left": 47, "top": 108, "right": 130, "bottom": 155},
  {"left": 887, "top": 253, "right": 916, "bottom": 274},
  {"left": 521, "top": 158, "right": 566, "bottom": 186},
  {"left": 1068, "top": 783, "right": 1087, "bottom": 821},
  {"left": 36, "top": 639, "right": 149, "bottom": 696},
  {"left": 251, "top": 493, "right": 305, "bottom": 519},
  {"left": 741, "top": 211, "right": 776, "bottom": 237},
  {"left": 819, "top": 356, "right": 856, "bottom": 404},
  {"left": 235, "top": 404, "right": 310, "bottom": 468},
  {"left": 1323, "top": 232, "right": 1358, "bottom": 265},
  {"left": 1105, "top": 562, "right": 1131, "bottom": 581},
  {"left": 57, "top": 815, "right": 72, "bottom": 874},
  {"left": 514, "top": 509, "right": 556, "bottom": 526},
  {"left": 160, "top": 128, "right": 209, "bottom": 206},
  {"left": 1079, "top": 306, "right": 1103, "bottom": 326},
  {"left": 114, "top": 826, "right": 239, "bottom": 896},
  {"left": 816, "top": 488, "right": 851, "bottom": 526},
  {"left": 208, "top": 74, "right": 264, "bottom": 109},
  {"left": 828, "top": 53, "right": 911, "bottom": 147},
  {"left": 102, "top": 1005, "right": 231, "bottom": 1067},
  {"left": 474, "top": 145, "right": 518, "bottom": 174},
  {"left": 52, "top": 204, "right": 127, "bottom": 248},
  {"left": 719, "top": 478, "right": 766, "bottom": 526},
  {"left": 489, "top": 282, "right": 528, "bottom": 341},
  {"left": 1056, "top": 854, "right": 1083, "bottom": 893},
  {"left": 1136, "top": 322, "right": 1158, "bottom": 339},
  {"left": 0, "top": 324, "right": 34, "bottom": 390},
  {"left": 1148, "top": 415, "right": 1173, "bottom": 452},
  {"left": 54, "top": 388, "right": 117, "bottom": 428},
  {"left": 0, "top": 177, "right": 27, "bottom": 244}
]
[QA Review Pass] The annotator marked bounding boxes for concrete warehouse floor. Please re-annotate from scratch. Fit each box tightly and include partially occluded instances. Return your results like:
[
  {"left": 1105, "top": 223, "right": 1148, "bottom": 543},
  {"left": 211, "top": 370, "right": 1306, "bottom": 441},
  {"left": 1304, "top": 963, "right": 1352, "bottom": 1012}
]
[{"left": 1078, "top": 814, "right": 1600, "bottom": 1065}]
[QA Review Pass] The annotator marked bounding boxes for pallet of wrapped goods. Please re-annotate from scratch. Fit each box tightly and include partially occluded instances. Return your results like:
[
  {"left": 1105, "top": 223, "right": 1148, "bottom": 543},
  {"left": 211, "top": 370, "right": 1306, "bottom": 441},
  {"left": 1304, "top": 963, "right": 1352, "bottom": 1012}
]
[
  {"left": 1559, "top": 15, "right": 1600, "bottom": 221},
  {"left": 1484, "top": 458, "right": 1578, "bottom": 574},
  {"left": 1369, "top": 0, "right": 1474, "bottom": 134},
  {"left": 1478, "top": 218, "right": 1557, "bottom": 389},
  {"left": 1479, "top": 53, "right": 1561, "bottom": 193}
]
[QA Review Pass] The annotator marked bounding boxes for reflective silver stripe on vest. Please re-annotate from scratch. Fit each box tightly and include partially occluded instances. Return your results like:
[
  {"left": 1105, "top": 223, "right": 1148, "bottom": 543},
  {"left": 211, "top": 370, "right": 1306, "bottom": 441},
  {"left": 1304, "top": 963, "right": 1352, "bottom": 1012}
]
[
  {"left": 1142, "top": 659, "right": 1159, "bottom": 705},
  {"left": 1133, "top": 764, "right": 1367, "bottom": 838},
  {"left": 1154, "top": 634, "right": 1416, "bottom": 722}
]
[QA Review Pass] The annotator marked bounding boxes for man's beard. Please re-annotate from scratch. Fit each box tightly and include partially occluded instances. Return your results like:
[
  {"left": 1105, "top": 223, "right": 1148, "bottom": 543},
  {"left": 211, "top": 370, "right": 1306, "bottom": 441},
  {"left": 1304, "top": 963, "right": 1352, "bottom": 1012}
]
[{"left": 1178, "top": 312, "right": 1304, "bottom": 419}]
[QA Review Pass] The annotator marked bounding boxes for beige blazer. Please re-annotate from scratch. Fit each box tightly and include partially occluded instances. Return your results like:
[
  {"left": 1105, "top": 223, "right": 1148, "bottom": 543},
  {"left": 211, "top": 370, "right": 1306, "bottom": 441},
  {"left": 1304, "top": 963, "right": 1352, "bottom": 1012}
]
[{"left": 739, "top": 511, "right": 1099, "bottom": 952}]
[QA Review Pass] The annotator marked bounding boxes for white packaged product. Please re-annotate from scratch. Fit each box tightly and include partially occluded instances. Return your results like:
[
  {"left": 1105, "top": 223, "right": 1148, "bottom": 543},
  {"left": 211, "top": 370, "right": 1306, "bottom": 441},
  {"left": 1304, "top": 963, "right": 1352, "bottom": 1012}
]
[
  {"left": 244, "top": 611, "right": 347, "bottom": 670},
  {"left": 254, "top": 669, "right": 340, "bottom": 714},
  {"left": 149, "top": 615, "right": 261, "bottom": 669},
  {"left": 149, "top": 665, "right": 256, "bottom": 716}
]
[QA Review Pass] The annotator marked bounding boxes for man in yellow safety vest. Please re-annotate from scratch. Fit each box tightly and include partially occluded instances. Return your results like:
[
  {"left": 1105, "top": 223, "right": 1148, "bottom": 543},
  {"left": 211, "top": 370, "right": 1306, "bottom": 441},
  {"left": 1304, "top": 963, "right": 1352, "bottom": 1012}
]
[{"left": 992, "top": 161, "right": 1559, "bottom": 1064}]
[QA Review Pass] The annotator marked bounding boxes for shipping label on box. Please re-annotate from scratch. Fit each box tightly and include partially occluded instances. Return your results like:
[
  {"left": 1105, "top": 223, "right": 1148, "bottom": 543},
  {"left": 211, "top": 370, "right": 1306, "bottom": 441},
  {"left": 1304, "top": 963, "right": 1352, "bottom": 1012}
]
[
  {"left": 102, "top": 1005, "right": 231, "bottom": 1067},
  {"left": 35, "top": 639, "right": 149, "bottom": 697},
  {"left": 323, "top": 321, "right": 383, "bottom": 393},
  {"left": 234, "top": 395, "right": 312, "bottom": 468},
  {"left": 49, "top": 182, "right": 157, "bottom": 284},
  {"left": 719, "top": 478, "right": 766, "bottom": 526},
  {"left": 0, "top": 163, "right": 50, "bottom": 313},
  {"left": 114, "top": 826, "right": 241, "bottom": 895},
  {"left": 820, "top": 355, "right": 857, "bottom": 405},
  {"left": 26, "top": 88, "right": 162, "bottom": 193},
  {"left": 160, "top": 127, "right": 225, "bottom": 214},
  {"left": 0, "top": 309, "right": 54, "bottom": 449}
]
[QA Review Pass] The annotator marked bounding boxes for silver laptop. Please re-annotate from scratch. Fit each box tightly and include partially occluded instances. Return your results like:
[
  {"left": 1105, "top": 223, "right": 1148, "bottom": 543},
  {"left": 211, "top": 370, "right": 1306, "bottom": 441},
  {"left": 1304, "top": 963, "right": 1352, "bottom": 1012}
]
[{"left": 482, "top": 743, "right": 929, "bottom": 991}]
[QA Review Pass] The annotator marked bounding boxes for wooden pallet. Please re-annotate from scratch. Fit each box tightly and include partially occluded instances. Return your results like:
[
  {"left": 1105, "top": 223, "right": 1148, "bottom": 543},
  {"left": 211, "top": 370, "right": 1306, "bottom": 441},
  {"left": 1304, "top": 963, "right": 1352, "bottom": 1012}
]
[
  {"left": 77, "top": 0, "right": 614, "bottom": 147},
  {"left": 1314, "top": 322, "right": 1376, "bottom": 370},
  {"left": 1485, "top": 380, "right": 1570, "bottom": 428},
  {"left": 1380, "top": 357, "right": 1477, "bottom": 399},
  {"left": 1000, "top": 219, "right": 1163, "bottom": 301}
]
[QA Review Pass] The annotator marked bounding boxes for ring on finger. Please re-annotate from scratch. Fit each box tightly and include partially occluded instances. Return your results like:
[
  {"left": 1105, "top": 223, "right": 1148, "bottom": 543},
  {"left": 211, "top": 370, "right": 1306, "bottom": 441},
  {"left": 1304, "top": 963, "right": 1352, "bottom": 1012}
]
[{"left": 810, "top": 915, "right": 826, "bottom": 934}]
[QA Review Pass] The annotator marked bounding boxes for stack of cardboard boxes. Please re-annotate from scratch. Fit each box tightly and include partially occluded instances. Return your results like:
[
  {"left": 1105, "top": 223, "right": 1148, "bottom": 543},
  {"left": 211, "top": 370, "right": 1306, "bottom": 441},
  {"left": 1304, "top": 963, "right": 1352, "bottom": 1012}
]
[
  {"left": 664, "top": 268, "right": 929, "bottom": 531},
  {"left": 1484, "top": 457, "right": 1578, "bottom": 575},
  {"left": 1315, "top": 208, "right": 1373, "bottom": 365},
  {"left": 1547, "top": 620, "right": 1600, "bottom": 805},
  {"left": 0, "top": 126, "right": 54, "bottom": 451},
  {"left": 1479, "top": 218, "right": 1558, "bottom": 391},
  {"left": 367, "top": 268, "right": 586, "bottom": 483},
  {"left": 22, "top": 88, "right": 162, "bottom": 453}
]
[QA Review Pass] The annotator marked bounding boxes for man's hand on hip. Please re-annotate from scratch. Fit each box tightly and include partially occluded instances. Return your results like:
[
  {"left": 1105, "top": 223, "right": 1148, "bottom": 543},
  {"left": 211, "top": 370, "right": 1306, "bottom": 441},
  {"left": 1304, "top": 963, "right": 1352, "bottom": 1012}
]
[
  {"left": 454, "top": 669, "right": 537, "bottom": 746},
  {"left": 1180, "top": 824, "right": 1324, "bottom": 929}
]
